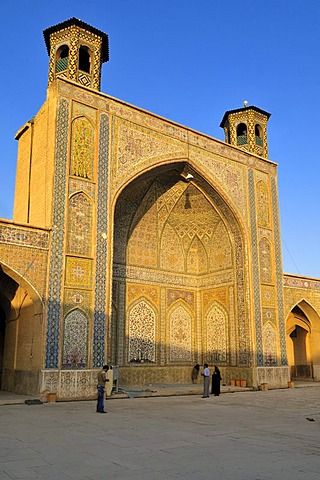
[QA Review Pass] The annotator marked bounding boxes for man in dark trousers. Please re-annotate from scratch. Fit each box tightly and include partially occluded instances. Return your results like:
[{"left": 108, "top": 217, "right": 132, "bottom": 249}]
[
  {"left": 201, "top": 363, "right": 210, "bottom": 398},
  {"left": 96, "top": 365, "right": 109, "bottom": 413}
]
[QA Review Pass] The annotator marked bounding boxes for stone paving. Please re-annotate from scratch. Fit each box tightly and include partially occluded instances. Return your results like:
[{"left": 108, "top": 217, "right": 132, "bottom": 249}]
[{"left": 0, "top": 385, "right": 320, "bottom": 479}]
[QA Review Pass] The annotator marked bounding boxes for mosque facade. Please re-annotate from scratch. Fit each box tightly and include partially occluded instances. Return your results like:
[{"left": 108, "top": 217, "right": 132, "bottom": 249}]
[{"left": 0, "top": 18, "right": 320, "bottom": 400}]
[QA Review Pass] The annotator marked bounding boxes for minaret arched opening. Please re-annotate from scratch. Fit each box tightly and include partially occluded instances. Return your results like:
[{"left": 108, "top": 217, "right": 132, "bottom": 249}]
[
  {"left": 55, "top": 45, "right": 69, "bottom": 72},
  {"left": 79, "top": 46, "right": 91, "bottom": 73},
  {"left": 236, "top": 123, "right": 247, "bottom": 145},
  {"left": 255, "top": 124, "right": 263, "bottom": 146}
]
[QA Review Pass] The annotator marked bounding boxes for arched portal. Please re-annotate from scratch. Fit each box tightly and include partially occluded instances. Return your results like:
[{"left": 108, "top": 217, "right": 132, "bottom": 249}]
[
  {"left": 0, "top": 264, "right": 43, "bottom": 394},
  {"left": 286, "top": 303, "right": 313, "bottom": 379},
  {"left": 111, "top": 164, "right": 248, "bottom": 385}
]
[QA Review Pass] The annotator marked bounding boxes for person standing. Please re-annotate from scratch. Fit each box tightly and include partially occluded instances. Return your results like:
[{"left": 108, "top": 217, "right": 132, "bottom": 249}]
[
  {"left": 97, "top": 365, "right": 109, "bottom": 413},
  {"left": 191, "top": 364, "right": 200, "bottom": 384},
  {"left": 211, "top": 365, "right": 222, "bottom": 396},
  {"left": 201, "top": 363, "right": 210, "bottom": 398}
]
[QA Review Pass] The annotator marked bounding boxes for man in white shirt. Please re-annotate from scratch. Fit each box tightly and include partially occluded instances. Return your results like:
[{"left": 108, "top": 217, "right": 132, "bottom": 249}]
[{"left": 201, "top": 363, "right": 210, "bottom": 398}]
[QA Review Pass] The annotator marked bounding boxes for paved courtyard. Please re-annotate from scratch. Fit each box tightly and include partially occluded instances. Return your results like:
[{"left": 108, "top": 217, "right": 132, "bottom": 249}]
[{"left": 0, "top": 386, "right": 319, "bottom": 479}]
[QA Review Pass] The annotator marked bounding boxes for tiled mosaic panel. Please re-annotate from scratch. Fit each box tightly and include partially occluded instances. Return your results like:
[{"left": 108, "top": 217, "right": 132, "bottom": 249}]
[
  {"left": 62, "top": 309, "right": 88, "bottom": 368},
  {"left": 0, "top": 225, "right": 49, "bottom": 249},
  {"left": 126, "top": 180, "right": 232, "bottom": 274},
  {"left": 64, "top": 288, "right": 92, "bottom": 317},
  {"left": 189, "top": 148, "right": 246, "bottom": 217},
  {"left": 40, "top": 370, "right": 99, "bottom": 399},
  {"left": 93, "top": 113, "right": 109, "bottom": 367},
  {"left": 271, "top": 177, "right": 287, "bottom": 365},
  {"left": 65, "top": 257, "right": 93, "bottom": 288},
  {"left": 283, "top": 275, "right": 320, "bottom": 290},
  {"left": 67, "top": 193, "right": 93, "bottom": 256},
  {"left": 167, "top": 289, "right": 194, "bottom": 310},
  {"left": 70, "top": 117, "right": 94, "bottom": 179},
  {"left": 46, "top": 97, "right": 69, "bottom": 369},
  {"left": 259, "top": 238, "right": 272, "bottom": 284},
  {"left": 257, "top": 181, "right": 270, "bottom": 227},
  {"left": 248, "top": 170, "right": 263, "bottom": 365},
  {"left": 263, "top": 322, "right": 278, "bottom": 366},
  {"left": 206, "top": 303, "right": 228, "bottom": 362},
  {"left": 69, "top": 178, "right": 95, "bottom": 200},
  {"left": 0, "top": 244, "right": 48, "bottom": 298},
  {"left": 113, "top": 117, "right": 186, "bottom": 185},
  {"left": 169, "top": 305, "right": 192, "bottom": 362},
  {"left": 72, "top": 101, "right": 97, "bottom": 124},
  {"left": 128, "top": 300, "right": 156, "bottom": 363},
  {"left": 257, "top": 366, "right": 290, "bottom": 387}
]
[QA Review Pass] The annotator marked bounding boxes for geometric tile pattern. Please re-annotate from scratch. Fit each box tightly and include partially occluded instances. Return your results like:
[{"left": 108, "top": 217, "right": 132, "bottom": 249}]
[
  {"left": 259, "top": 238, "right": 272, "bottom": 284},
  {"left": 263, "top": 322, "right": 278, "bottom": 366},
  {"left": 128, "top": 300, "right": 156, "bottom": 363},
  {"left": 257, "top": 180, "right": 270, "bottom": 227},
  {"left": 0, "top": 225, "right": 49, "bottom": 249},
  {"left": 67, "top": 193, "right": 93, "bottom": 256},
  {"left": 93, "top": 113, "right": 109, "bottom": 367},
  {"left": 169, "top": 305, "right": 192, "bottom": 362},
  {"left": 70, "top": 117, "right": 94, "bottom": 179},
  {"left": 65, "top": 257, "right": 92, "bottom": 288},
  {"left": 62, "top": 309, "right": 88, "bottom": 368},
  {"left": 45, "top": 98, "right": 70, "bottom": 369},
  {"left": 249, "top": 170, "right": 263, "bottom": 365},
  {"left": 206, "top": 303, "right": 228, "bottom": 362},
  {"left": 271, "top": 177, "right": 287, "bottom": 365}
]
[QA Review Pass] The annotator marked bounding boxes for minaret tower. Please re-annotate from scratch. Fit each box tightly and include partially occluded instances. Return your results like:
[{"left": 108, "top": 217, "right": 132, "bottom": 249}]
[
  {"left": 43, "top": 17, "right": 109, "bottom": 91},
  {"left": 220, "top": 104, "right": 271, "bottom": 158}
]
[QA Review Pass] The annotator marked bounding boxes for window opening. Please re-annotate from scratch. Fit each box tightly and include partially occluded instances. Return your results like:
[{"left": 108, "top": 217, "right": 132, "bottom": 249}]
[
  {"left": 255, "top": 124, "right": 263, "bottom": 146},
  {"left": 237, "top": 123, "right": 247, "bottom": 145},
  {"left": 79, "top": 46, "right": 91, "bottom": 73},
  {"left": 56, "top": 45, "right": 69, "bottom": 72}
]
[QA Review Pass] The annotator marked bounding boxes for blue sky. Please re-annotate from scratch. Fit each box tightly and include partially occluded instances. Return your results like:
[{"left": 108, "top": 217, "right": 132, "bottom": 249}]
[{"left": 1, "top": 0, "right": 319, "bottom": 278}]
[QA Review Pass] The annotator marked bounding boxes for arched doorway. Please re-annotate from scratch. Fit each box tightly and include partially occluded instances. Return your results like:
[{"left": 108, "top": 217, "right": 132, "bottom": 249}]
[
  {"left": 287, "top": 304, "right": 312, "bottom": 379},
  {"left": 111, "top": 163, "right": 248, "bottom": 385},
  {"left": 0, "top": 264, "right": 43, "bottom": 394}
]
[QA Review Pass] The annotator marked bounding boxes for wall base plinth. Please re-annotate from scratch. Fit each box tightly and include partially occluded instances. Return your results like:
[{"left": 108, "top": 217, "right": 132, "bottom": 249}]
[{"left": 256, "top": 366, "right": 290, "bottom": 389}]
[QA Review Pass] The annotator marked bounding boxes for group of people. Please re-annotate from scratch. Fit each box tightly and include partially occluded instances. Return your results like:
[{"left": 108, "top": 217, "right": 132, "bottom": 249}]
[
  {"left": 97, "top": 363, "right": 222, "bottom": 412},
  {"left": 192, "top": 363, "right": 222, "bottom": 398}
]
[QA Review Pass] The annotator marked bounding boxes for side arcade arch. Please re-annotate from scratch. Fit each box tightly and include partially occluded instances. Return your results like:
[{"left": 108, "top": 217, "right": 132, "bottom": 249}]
[
  {"left": 286, "top": 300, "right": 320, "bottom": 380},
  {"left": 0, "top": 263, "right": 44, "bottom": 395}
]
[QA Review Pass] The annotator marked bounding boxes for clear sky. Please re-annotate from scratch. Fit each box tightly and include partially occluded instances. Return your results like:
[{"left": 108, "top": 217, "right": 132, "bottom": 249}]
[{"left": 1, "top": 0, "right": 319, "bottom": 278}]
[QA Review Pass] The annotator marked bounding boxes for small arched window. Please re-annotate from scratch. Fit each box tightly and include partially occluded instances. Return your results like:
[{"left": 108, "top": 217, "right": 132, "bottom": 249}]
[
  {"left": 255, "top": 124, "right": 263, "bottom": 146},
  {"left": 79, "top": 46, "right": 91, "bottom": 73},
  {"left": 237, "top": 123, "right": 247, "bottom": 145},
  {"left": 56, "top": 45, "right": 69, "bottom": 72}
]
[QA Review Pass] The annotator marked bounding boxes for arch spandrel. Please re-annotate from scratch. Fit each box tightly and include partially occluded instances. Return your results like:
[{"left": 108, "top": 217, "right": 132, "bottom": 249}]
[
  {"left": 0, "top": 262, "right": 43, "bottom": 314},
  {"left": 284, "top": 298, "right": 320, "bottom": 328}
]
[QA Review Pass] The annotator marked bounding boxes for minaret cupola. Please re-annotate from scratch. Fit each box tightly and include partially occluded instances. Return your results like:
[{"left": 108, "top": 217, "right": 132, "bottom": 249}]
[
  {"left": 220, "top": 103, "right": 271, "bottom": 158},
  {"left": 43, "top": 17, "right": 109, "bottom": 91}
]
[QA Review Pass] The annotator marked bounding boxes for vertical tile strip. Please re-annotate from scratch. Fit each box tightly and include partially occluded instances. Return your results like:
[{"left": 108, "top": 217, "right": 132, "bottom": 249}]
[
  {"left": 45, "top": 98, "right": 69, "bottom": 368},
  {"left": 271, "top": 177, "right": 287, "bottom": 365},
  {"left": 93, "top": 113, "right": 109, "bottom": 367},
  {"left": 248, "top": 169, "right": 263, "bottom": 365}
]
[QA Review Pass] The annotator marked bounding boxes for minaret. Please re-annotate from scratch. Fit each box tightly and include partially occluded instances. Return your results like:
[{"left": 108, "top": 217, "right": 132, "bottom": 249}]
[
  {"left": 43, "top": 17, "right": 109, "bottom": 91},
  {"left": 220, "top": 103, "right": 271, "bottom": 158}
]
